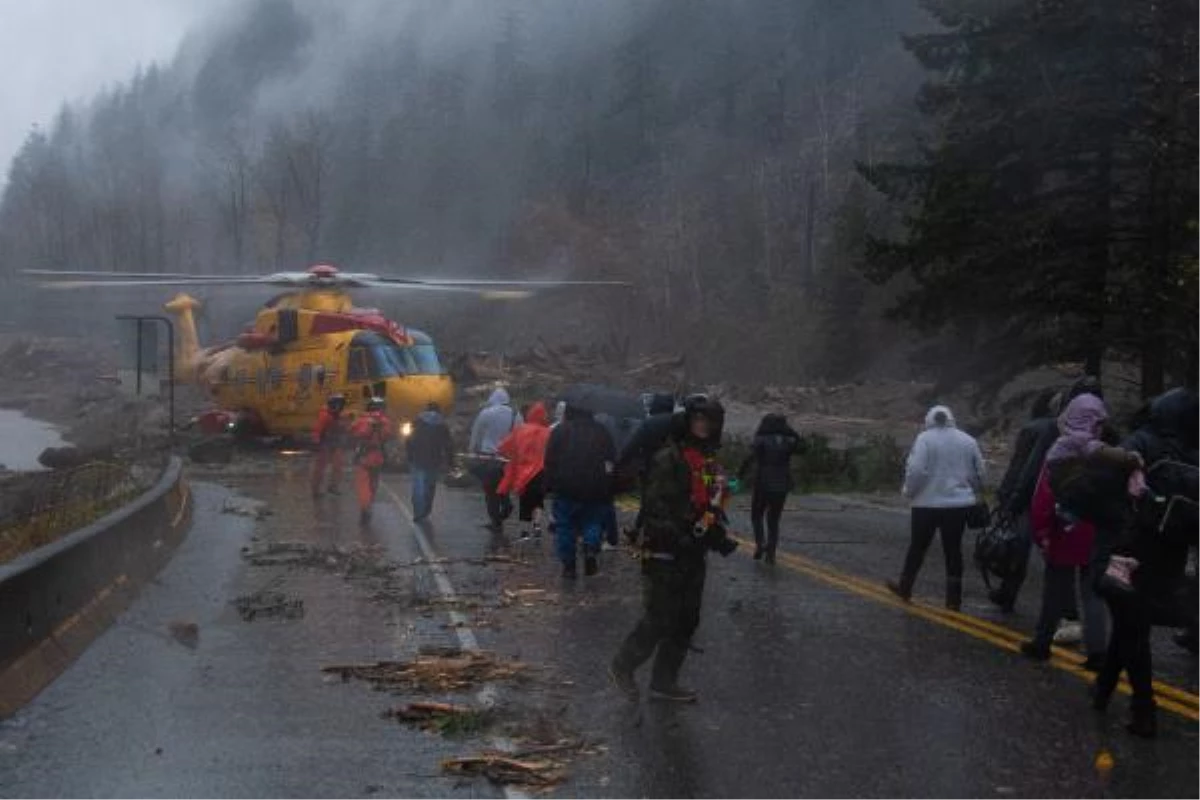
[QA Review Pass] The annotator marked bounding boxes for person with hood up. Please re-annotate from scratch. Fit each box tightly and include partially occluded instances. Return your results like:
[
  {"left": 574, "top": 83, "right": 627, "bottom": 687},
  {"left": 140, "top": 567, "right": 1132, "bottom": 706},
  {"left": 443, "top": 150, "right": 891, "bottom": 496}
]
[
  {"left": 738, "top": 413, "right": 803, "bottom": 564},
  {"left": 887, "top": 405, "right": 986, "bottom": 610},
  {"left": 544, "top": 403, "right": 617, "bottom": 578},
  {"left": 496, "top": 401, "right": 552, "bottom": 539},
  {"left": 1019, "top": 454, "right": 1108, "bottom": 670},
  {"left": 1080, "top": 388, "right": 1197, "bottom": 738},
  {"left": 407, "top": 402, "right": 454, "bottom": 522},
  {"left": 468, "top": 387, "right": 523, "bottom": 529}
]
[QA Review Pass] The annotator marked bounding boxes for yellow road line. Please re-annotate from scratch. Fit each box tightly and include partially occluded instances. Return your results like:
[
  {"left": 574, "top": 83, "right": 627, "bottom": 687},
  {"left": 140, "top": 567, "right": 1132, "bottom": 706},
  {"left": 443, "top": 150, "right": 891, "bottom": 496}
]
[{"left": 732, "top": 535, "right": 1199, "bottom": 721}]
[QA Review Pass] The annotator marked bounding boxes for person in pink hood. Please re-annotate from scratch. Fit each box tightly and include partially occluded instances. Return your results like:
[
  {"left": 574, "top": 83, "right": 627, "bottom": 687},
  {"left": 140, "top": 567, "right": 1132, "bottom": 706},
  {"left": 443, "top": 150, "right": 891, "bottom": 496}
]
[{"left": 1019, "top": 461, "right": 1108, "bottom": 669}]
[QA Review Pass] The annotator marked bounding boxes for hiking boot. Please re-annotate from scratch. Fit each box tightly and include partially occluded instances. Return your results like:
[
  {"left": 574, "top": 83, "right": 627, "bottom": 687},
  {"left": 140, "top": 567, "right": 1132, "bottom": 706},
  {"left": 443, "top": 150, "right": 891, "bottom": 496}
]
[
  {"left": 764, "top": 550, "right": 776, "bottom": 565},
  {"left": 584, "top": 554, "right": 599, "bottom": 576},
  {"left": 608, "top": 661, "right": 639, "bottom": 701},
  {"left": 532, "top": 523, "right": 543, "bottom": 539},
  {"left": 359, "top": 508, "right": 372, "bottom": 525},
  {"left": 649, "top": 684, "right": 698, "bottom": 703},
  {"left": 1090, "top": 682, "right": 1113, "bottom": 712},
  {"left": 1053, "top": 621, "right": 1083, "bottom": 645},
  {"left": 1081, "top": 654, "right": 1105, "bottom": 672},
  {"left": 885, "top": 580, "right": 911, "bottom": 602},
  {"left": 562, "top": 560, "right": 577, "bottom": 579},
  {"left": 753, "top": 546, "right": 764, "bottom": 561},
  {"left": 1020, "top": 641, "right": 1051, "bottom": 661},
  {"left": 517, "top": 529, "right": 532, "bottom": 541}
]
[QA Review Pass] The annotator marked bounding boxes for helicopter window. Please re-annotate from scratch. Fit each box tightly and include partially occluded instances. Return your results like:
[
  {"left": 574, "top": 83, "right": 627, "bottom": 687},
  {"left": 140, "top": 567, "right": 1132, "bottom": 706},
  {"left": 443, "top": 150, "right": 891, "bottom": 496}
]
[
  {"left": 269, "top": 367, "right": 284, "bottom": 389},
  {"left": 410, "top": 344, "right": 444, "bottom": 375},
  {"left": 348, "top": 348, "right": 370, "bottom": 381},
  {"left": 299, "top": 364, "right": 312, "bottom": 389},
  {"left": 256, "top": 369, "right": 268, "bottom": 396},
  {"left": 314, "top": 365, "right": 326, "bottom": 387}
]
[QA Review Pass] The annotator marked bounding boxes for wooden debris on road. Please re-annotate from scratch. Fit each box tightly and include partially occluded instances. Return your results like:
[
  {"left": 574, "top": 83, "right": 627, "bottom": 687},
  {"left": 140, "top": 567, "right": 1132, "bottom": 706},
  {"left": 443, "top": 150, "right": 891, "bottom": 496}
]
[
  {"left": 321, "top": 650, "right": 529, "bottom": 693},
  {"left": 441, "top": 753, "right": 566, "bottom": 789}
]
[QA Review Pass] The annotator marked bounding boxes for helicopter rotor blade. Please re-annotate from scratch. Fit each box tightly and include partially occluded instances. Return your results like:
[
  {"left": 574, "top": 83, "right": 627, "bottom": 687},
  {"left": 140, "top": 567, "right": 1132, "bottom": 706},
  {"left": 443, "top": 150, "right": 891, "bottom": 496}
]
[
  {"left": 368, "top": 276, "right": 631, "bottom": 288},
  {"left": 33, "top": 277, "right": 272, "bottom": 289},
  {"left": 23, "top": 269, "right": 236, "bottom": 280}
]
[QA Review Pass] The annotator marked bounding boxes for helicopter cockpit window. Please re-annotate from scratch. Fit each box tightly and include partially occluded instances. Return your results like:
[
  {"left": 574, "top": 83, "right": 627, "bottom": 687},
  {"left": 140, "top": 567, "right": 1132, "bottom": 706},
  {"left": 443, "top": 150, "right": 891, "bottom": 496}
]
[
  {"left": 410, "top": 344, "right": 444, "bottom": 375},
  {"left": 348, "top": 333, "right": 401, "bottom": 381}
]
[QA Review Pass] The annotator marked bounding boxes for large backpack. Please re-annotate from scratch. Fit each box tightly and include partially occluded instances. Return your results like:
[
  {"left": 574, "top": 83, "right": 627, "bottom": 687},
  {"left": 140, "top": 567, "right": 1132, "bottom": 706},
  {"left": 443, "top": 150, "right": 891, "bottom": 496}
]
[{"left": 973, "top": 509, "right": 1025, "bottom": 590}]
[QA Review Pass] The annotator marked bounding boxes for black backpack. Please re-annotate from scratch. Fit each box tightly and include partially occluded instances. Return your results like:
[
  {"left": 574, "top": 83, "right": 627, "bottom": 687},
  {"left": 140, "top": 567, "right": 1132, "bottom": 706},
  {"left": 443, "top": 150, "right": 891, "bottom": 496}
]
[{"left": 973, "top": 509, "right": 1024, "bottom": 590}]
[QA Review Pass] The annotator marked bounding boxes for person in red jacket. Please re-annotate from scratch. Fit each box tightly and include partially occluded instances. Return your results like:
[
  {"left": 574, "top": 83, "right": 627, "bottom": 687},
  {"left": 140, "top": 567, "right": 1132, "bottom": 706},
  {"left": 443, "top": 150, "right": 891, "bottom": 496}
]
[
  {"left": 311, "top": 394, "right": 348, "bottom": 497},
  {"left": 497, "top": 402, "right": 552, "bottom": 540},
  {"left": 350, "top": 397, "right": 394, "bottom": 523},
  {"left": 1020, "top": 463, "right": 1108, "bottom": 669}
]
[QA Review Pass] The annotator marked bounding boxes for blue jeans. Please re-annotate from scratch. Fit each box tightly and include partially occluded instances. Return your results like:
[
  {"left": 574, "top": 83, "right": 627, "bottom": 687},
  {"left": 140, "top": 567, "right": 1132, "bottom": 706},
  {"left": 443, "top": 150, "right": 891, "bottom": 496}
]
[
  {"left": 553, "top": 496, "right": 607, "bottom": 565},
  {"left": 411, "top": 468, "right": 438, "bottom": 520}
]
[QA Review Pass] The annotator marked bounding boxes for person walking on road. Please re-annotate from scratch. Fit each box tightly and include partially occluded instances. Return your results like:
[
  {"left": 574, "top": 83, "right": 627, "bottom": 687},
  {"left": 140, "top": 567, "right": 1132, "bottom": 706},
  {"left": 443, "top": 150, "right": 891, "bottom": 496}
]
[
  {"left": 887, "top": 404, "right": 985, "bottom": 611},
  {"left": 616, "top": 393, "right": 678, "bottom": 542},
  {"left": 610, "top": 396, "right": 735, "bottom": 703},
  {"left": 350, "top": 397, "right": 394, "bottom": 524},
  {"left": 468, "top": 387, "right": 522, "bottom": 530},
  {"left": 990, "top": 388, "right": 1060, "bottom": 611},
  {"left": 407, "top": 402, "right": 453, "bottom": 522},
  {"left": 1019, "top": 459, "right": 1108, "bottom": 670},
  {"left": 311, "top": 393, "right": 349, "bottom": 497},
  {"left": 497, "top": 401, "right": 552, "bottom": 540},
  {"left": 544, "top": 404, "right": 616, "bottom": 578},
  {"left": 739, "top": 413, "right": 803, "bottom": 564}
]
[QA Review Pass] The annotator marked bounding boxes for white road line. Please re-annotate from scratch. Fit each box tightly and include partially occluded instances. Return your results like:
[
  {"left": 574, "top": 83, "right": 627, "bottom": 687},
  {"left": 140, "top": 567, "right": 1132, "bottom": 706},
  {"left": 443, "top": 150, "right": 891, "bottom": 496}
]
[{"left": 382, "top": 483, "right": 529, "bottom": 800}]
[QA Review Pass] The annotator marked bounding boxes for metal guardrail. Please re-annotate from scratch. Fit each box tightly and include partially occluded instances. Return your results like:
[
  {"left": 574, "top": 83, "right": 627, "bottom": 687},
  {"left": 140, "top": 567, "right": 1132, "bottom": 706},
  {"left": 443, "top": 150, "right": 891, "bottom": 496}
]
[{"left": 0, "top": 463, "right": 142, "bottom": 565}]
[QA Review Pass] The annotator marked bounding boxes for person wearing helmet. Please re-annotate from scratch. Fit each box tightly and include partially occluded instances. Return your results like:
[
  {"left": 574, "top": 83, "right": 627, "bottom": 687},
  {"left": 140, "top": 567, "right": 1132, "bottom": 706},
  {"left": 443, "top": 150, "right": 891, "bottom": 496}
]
[
  {"left": 610, "top": 395, "right": 735, "bottom": 703},
  {"left": 350, "top": 397, "right": 394, "bottom": 523},
  {"left": 311, "top": 393, "right": 348, "bottom": 497}
]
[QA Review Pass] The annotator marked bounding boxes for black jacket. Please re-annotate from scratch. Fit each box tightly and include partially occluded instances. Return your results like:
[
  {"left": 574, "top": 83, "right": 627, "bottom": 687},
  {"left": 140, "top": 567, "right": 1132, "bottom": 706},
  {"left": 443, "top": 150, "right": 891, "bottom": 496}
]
[
  {"left": 999, "top": 416, "right": 1057, "bottom": 515},
  {"left": 740, "top": 428, "right": 802, "bottom": 494},
  {"left": 544, "top": 413, "right": 617, "bottom": 502},
  {"left": 407, "top": 410, "right": 453, "bottom": 471}
]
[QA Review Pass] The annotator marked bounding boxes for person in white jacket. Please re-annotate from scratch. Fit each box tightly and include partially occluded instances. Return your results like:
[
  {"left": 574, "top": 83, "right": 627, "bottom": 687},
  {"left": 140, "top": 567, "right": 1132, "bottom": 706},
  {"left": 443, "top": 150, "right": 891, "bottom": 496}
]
[{"left": 887, "top": 404, "right": 986, "bottom": 610}]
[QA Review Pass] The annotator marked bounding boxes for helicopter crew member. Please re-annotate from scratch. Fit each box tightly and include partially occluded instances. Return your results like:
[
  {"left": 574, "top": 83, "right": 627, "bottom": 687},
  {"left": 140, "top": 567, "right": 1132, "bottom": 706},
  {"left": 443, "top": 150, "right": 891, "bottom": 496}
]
[
  {"left": 351, "top": 397, "right": 394, "bottom": 523},
  {"left": 468, "top": 388, "right": 523, "bottom": 529},
  {"left": 311, "top": 394, "right": 349, "bottom": 497},
  {"left": 609, "top": 396, "right": 736, "bottom": 703}
]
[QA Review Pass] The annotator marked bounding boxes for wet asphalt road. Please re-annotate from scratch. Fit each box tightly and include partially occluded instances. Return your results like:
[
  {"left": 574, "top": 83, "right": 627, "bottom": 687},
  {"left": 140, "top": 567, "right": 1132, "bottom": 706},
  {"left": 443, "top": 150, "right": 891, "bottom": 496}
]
[{"left": 0, "top": 455, "right": 1196, "bottom": 798}]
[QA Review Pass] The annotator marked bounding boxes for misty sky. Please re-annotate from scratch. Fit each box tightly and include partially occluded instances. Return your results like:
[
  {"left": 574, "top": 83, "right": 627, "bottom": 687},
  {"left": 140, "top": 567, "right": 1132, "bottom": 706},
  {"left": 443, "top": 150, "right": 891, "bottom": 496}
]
[{"left": 0, "top": 0, "right": 213, "bottom": 185}]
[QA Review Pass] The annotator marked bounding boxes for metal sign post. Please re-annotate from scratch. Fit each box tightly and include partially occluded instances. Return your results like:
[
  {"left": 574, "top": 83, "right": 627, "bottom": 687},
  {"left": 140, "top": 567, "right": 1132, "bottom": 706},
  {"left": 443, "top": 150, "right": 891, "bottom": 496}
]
[{"left": 116, "top": 315, "right": 176, "bottom": 439}]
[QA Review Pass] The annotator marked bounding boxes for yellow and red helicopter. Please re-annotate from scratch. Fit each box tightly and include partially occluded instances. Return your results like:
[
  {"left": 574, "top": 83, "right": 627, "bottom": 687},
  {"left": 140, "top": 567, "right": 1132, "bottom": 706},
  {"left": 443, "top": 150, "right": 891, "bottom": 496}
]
[{"left": 28, "top": 264, "right": 625, "bottom": 441}]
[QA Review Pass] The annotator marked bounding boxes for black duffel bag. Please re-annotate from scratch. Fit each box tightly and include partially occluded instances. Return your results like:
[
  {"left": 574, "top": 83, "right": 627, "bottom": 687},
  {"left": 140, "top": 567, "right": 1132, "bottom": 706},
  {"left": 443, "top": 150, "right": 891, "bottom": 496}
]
[{"left": 973, "top": 509, "right": 1023, "bottom": 591}]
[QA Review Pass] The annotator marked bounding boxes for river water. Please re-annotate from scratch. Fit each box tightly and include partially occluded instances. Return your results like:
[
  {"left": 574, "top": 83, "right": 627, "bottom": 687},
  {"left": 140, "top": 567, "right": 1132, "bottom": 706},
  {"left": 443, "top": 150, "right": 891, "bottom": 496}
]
[{"left": 0, "top": 409, "right": 68, "bottom": 471}]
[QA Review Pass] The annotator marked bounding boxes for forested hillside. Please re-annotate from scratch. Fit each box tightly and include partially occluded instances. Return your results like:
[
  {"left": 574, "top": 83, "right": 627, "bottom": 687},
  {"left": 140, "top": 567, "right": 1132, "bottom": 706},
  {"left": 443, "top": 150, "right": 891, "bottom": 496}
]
[{"left": 0, "top": 0, "right": 928, "bottom": 383}]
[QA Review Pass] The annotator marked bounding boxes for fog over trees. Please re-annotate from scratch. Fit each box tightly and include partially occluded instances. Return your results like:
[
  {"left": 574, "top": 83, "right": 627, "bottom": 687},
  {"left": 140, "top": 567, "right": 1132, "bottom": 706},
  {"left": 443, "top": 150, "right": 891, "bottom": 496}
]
[{"left": 1, "top": 0, "right": 1194, "bottom": 393}]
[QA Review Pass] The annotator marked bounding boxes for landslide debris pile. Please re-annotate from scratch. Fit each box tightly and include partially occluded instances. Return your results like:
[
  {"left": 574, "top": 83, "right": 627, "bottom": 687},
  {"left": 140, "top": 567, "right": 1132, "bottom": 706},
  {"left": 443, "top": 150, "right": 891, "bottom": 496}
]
[{"left": 322, "top": 648, "right": 530, "bottom": 694}]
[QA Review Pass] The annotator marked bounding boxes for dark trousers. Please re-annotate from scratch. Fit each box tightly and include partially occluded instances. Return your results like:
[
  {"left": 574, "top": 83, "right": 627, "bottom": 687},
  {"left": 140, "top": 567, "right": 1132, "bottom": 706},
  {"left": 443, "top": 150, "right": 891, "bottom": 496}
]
[
  {"left": 899, "top": 506, "right": 968, "bottom": 607},
  {"left": 614, "top": 558, "right": 707, "bottom": 689},
  {"left": 751, "top": 488, "right": 787, "bottom": 554},
  {"left": 1032, "top": 563, "right": 1107, "bottom": 657},
  {"left": 518, "top": 474, "right": 545, "bottom": 523},
  {"left": 471, "top": 461, "right": 511, "bottom": 525},
  {"left": 1096, "top": 594, "right": 1154, "bottom": 711}
]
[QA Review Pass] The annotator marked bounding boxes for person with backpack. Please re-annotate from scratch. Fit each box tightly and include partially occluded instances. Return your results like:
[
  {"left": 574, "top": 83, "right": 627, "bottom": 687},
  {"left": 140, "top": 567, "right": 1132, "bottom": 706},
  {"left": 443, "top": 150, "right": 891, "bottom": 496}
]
[
  {"left": 887, "top": 405, "right": 986, "bottom": 611},
  {"left": 496, "top": 401, "right": 552, "bottom": 540},
  {"left": 738, "top": 413, "right": 803, "bottom": 564},
  {"left": 544, "top": 403, "right": 617, "bottom": 578},
  {"left": 468, "top": 387, "right": 522, "bottom": 530},
  {"left": 1088, "top": 388, "right": 1198, "bottom": 738}
]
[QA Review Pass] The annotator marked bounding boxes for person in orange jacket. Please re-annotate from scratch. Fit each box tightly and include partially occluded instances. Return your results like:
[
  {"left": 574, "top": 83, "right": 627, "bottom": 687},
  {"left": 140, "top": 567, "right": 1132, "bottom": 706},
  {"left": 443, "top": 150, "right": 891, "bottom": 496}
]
[
  {"left": 350, "top": 397, "right": 394, "bottom": 523},
  {"left": 497, "top": 401, "right": 552, "bottom": 539},
  {"left": 311, "top": 394, "right": 348, "bottom": 497}
]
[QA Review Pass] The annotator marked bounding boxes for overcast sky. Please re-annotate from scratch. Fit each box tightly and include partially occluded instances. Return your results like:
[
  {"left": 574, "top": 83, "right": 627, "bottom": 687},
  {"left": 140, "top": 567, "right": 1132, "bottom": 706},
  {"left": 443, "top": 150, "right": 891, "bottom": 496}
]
[{"left": 0, "top": 0, "right": 213, "bottom": 184}]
